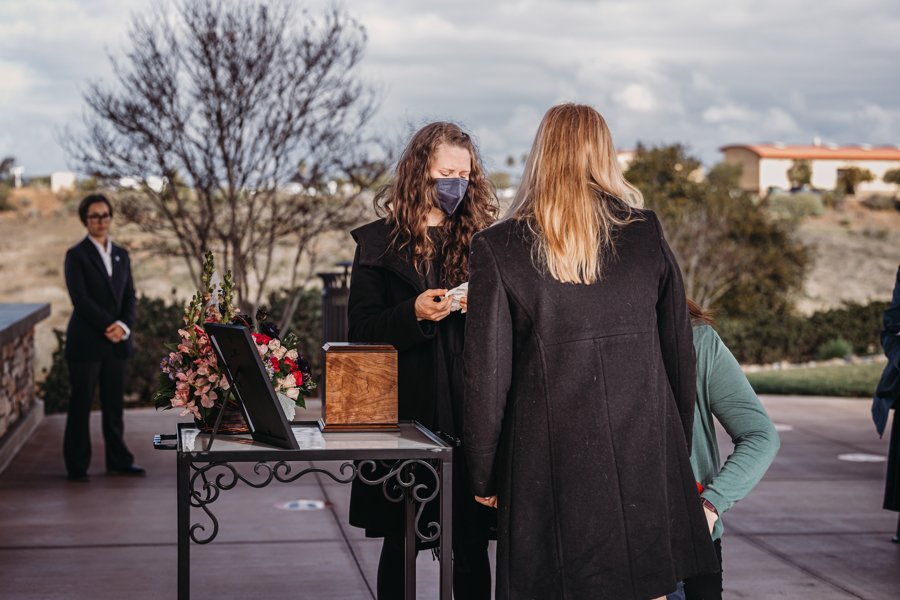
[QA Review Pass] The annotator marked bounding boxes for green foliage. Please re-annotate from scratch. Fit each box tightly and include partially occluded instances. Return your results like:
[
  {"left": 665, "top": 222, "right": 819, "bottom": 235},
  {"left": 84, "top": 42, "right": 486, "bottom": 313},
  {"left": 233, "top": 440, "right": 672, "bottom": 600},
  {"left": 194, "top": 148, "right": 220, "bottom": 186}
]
[
  {"left": 860, "top": 194, "right": 899, "bottom": 211},
  {"left": 0, "top": 182, "right": 12, "bottom": 211},
  {"left": 39, "top": 289, "right": 324, "bottom": 414},
  {"left": 626, "top": 144, "right": 810, "bottom": 318},
  {"left": 766, "top": 192, "right": 826, "bottom": 220},
  {"left": 816, "top": 337, "right": 853, "bottom": 360},
  {"left": 717, "top": 300, "right": 889, "bottom": 364},
  {"left": 836, "top": 167, "right": 875, "bottom": 195},
  {"left": 40, "top": 296, "right": 185, "bottom": 413},
  {"left": 883, "top": 168, "right": 900, "bottom": 187},
  {"left": 265, "top": 287, "right": 324, "bottom": 383},
  {"left": 0, "top": 157, "right": 13, "bottom": 211},
  {"left": 130, "top": 293, "right": 187, "bottom": 403},
  {"left": 489, "top": 171, "right": 512, "bottom": 190},
  {"left": 787, "top": 159, "right": 812, "bottom": 188},
  {"left": 821, "top": 190, "right": 846, "bottom": 209},
  {"left": 746, "top": 362, "right": 883, "bottom": 397},
  {"left": 39, "top": 330, "right": 71, "bottom": 414}
]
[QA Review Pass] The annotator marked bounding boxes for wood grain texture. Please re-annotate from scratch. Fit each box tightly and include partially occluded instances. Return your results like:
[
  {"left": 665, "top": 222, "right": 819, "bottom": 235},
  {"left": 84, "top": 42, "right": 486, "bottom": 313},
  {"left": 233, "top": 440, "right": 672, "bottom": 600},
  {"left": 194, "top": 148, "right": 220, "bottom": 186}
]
[{"left": 323, "top": 347, "right": 398, "bottom": 427}]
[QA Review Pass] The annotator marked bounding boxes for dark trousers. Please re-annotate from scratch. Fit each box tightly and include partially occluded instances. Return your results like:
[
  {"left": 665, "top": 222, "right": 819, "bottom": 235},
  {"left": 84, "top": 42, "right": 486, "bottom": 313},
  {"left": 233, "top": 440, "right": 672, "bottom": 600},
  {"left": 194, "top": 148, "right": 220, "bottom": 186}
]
[
  {"left": 376, "top": 534, "right": 491, "bottom": 600},
  {"left": 683, "top": 538, "right": 723, "bottom": 600},
  {"left": 63, "top": 357, "right": 134, "bottom": 475}
]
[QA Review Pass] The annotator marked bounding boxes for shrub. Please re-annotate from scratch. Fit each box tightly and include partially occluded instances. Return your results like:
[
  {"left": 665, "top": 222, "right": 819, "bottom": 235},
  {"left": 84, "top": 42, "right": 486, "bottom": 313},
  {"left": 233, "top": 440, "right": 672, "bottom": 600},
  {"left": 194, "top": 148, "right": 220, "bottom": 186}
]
[
  {"left": 766, "top": 192, "right": 825, "bottom": 220},
  {"left": 860, "top": 194, "right": 898, "bottom": 211},
  {"left": 823, "top": 190, "right": 847, "bottom": 210},
  {"left": 39, "top": 330, "right": 71, "bottom": 414},
  {"left": 718, "top": 300, "right": 889, "bottom": 364},
  {"left": 816, "top": 337, "right": 853, "bottom": 360},
  {"left": 40, "top": 290, "right": 324, "bottom": 413},
  {"left": 0, "top": 182, "right": 12, "bottom": 211},
  {"left": 128, "top": 293, "right": 187, "bottom": 404},
  {"left": 265, "top": 287, "right": 324, "bottom": 383}
]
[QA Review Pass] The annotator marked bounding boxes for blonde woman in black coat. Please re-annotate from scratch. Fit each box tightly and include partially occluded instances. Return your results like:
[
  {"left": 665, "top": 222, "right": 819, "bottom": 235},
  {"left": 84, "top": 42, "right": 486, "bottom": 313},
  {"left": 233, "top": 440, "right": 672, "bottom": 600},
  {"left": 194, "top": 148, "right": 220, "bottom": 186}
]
[
  {"left": 347, "top": 122, "right": 498, "bottom": 599},
  {"left": 463, "top": 104, "right": 719, "bottom": 600}
]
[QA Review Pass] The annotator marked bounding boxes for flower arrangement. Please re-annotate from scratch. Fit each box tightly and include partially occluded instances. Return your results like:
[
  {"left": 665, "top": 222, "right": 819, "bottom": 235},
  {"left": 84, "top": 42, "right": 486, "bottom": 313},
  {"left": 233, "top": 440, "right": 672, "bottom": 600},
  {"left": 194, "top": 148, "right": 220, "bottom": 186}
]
[{"left": 153, "top": 252, "right": 316, "bottom": 426}]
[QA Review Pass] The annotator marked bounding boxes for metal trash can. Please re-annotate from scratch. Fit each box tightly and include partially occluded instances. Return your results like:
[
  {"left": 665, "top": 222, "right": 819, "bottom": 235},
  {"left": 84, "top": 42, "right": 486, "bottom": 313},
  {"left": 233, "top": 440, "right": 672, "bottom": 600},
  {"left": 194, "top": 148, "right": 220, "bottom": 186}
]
[{"left": 317, "top": 261, "right": 353, "bottom": 345}]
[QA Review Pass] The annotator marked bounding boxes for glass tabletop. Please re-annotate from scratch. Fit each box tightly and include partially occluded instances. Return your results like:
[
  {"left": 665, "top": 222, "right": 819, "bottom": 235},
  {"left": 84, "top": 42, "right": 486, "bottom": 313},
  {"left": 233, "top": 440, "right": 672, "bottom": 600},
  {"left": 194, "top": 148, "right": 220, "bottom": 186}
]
[{"left": 178, "top": 421, "right": 449, "bottom": 453}]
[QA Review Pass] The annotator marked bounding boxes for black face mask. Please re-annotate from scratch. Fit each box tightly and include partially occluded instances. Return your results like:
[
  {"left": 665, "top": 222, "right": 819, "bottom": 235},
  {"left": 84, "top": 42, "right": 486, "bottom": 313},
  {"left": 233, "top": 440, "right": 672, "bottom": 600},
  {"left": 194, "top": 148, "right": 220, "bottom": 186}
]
[{"left": 434, "top": 178, "right": 469, "bottom": 216}]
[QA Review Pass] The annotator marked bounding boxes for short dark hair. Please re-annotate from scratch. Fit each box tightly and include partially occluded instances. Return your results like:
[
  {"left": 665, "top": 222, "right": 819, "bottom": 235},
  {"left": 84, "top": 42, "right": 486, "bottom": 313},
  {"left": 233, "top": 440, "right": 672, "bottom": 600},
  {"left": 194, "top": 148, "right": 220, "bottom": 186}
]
[{"left": 78, "top": 194, "right": 113, "bottom": 225}]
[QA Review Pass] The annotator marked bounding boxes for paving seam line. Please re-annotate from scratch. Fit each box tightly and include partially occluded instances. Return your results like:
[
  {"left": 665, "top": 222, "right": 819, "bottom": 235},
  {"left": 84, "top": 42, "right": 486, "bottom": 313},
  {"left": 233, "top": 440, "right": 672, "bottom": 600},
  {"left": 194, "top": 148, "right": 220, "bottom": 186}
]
[{"left": 729, "top": 525, "right": 868, "bottom": 599}]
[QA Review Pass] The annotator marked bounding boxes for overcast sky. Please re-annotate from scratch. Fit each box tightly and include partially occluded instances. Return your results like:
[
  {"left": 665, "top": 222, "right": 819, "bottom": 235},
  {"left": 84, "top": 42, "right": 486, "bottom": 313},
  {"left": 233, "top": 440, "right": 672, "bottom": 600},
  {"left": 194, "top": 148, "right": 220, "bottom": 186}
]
[{"left": 1, "top": 0, "right": 899, "bottom": 176}]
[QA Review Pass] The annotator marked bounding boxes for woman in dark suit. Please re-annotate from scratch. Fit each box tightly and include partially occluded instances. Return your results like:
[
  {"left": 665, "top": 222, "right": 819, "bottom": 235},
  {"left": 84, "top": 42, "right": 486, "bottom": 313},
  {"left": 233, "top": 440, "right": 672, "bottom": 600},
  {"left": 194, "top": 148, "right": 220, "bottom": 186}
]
[
  {"left": 63, "top": 194, "right": 142, "bottom": 481},
  {"left": 347, "top": 122, "right": 498, "bottom": 599},
  {"left": 463, "top": 104, "right": 719, "bottom": 600}
]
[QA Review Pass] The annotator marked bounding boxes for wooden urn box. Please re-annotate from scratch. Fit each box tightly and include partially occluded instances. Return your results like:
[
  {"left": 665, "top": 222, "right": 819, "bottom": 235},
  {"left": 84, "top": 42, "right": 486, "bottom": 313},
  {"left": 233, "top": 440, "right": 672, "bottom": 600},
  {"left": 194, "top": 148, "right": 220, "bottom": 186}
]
[{"left": 318, "top": 343, "right": 399, "bottom": 432}]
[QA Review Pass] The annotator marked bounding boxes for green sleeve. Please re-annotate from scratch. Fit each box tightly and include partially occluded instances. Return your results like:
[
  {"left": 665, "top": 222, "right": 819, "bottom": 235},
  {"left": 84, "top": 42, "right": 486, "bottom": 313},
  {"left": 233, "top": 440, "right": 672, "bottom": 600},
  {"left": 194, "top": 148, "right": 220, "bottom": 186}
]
[{"left": 701, "top": 330, "right": 781, "bottom": 515}]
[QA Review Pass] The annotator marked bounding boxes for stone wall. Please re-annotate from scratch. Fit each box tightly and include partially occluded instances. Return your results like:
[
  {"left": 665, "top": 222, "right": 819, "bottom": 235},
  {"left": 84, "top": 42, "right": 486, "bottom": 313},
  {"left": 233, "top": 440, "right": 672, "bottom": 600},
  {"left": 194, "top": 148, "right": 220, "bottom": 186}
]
[
  {"left": 0, "top": 304, "right": 51, "bottom": 450},
  {"left": 0, "top": 328, "right": 36, "bottom": 439}
]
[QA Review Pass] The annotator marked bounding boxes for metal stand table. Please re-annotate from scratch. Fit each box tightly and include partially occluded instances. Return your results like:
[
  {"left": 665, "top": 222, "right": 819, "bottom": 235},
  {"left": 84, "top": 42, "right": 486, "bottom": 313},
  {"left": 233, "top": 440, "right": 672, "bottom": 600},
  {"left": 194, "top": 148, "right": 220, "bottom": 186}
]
[{"left": 158, "top": 421, "right": 453, "bottom": 599}]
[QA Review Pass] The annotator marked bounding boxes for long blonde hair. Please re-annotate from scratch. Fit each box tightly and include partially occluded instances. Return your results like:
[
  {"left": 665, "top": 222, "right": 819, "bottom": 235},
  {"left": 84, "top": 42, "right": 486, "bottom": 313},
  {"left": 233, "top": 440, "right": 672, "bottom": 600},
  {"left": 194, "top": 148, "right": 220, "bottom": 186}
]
[{"left": 506, "top": 103, "right": 644, "bottom": 284}]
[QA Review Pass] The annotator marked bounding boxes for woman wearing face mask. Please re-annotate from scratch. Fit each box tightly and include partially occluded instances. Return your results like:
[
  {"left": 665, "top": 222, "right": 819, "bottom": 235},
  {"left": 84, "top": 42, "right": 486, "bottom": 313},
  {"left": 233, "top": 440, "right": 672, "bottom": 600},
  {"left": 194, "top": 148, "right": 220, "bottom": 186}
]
[{"left": 347, "top": 121, "right": 499, "bottom": 599}]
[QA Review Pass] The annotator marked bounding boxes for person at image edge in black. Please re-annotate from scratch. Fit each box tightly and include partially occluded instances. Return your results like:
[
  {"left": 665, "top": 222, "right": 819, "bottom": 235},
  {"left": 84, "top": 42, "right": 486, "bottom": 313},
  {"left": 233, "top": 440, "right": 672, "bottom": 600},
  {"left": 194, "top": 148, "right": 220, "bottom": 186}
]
[
  {"left": 346, "top": 122, "right": 499, "bottom": 599},
  {"left": 63, "top": 193, "right": 144, "bottom": 481}
]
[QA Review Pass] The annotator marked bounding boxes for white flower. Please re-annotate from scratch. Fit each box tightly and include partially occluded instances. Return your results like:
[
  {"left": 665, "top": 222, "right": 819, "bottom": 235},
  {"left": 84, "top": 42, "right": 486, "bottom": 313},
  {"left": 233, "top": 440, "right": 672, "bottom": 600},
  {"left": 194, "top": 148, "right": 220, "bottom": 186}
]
[{"left": 286, "top": 349, "right": 298, "bottom": 361}]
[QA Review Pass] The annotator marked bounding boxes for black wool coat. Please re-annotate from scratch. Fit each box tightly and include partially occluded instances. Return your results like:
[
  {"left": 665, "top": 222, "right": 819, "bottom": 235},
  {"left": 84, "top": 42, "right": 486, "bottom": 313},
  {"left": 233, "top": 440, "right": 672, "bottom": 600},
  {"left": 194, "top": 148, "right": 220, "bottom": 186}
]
[
  {"left": 64, "top": 237, "right": 136, "bottom": 361},
  {"left": 463, "top": 211, "right": 720, "bottom": 600},
  {"left": 346, "top": 218, "right": 494, "bottom": 541}
]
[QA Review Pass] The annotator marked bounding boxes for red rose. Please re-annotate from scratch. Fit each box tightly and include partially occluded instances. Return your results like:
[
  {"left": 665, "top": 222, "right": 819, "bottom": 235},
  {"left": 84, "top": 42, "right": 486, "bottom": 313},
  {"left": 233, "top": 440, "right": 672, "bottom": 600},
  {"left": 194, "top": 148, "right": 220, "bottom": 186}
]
[
  {"left": 269, "top": 356, "right": 280, "bottom": 371},
  {"left": 252, "top": 333, "right": 272, "bottom": 345},
  {"left": 293, "top": 370, "right": 304, "bottom": 386},
  {"left": 284, "top": 358, "right": 297, "bottom": 372}
]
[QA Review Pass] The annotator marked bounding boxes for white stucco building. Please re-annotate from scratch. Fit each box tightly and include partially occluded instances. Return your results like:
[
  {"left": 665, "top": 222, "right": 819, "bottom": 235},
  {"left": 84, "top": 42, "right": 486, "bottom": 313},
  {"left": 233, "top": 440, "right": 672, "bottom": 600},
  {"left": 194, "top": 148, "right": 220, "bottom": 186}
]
[{"left": 720, "top": 144, "right": 900, "bottom": 195}]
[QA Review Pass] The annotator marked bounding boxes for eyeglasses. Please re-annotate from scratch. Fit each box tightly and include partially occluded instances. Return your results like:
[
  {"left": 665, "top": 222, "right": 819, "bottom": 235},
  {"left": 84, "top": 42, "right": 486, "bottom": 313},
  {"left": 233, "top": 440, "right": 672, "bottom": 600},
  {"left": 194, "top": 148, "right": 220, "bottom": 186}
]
[{"left": 86, "top": 213, "right": 111, "bottom": 222}]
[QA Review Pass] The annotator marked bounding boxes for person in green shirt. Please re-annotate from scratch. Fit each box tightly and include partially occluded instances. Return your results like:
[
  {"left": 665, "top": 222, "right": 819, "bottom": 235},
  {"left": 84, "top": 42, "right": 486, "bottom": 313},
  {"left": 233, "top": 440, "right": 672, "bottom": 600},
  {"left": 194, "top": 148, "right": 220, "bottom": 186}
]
[{"left": 669, "top": 300, "right": 781, "bottom": 600}]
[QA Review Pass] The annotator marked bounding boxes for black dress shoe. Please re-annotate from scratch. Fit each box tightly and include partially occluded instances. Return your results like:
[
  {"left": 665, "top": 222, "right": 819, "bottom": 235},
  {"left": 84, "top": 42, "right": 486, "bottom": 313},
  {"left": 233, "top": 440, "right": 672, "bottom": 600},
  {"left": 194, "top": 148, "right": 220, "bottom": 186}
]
[
  {"left": 107, "top": 464, "right": 146, "bottom": 476},
  {"left": 67, "top": 473, "right": 90, "bottom": 482}
]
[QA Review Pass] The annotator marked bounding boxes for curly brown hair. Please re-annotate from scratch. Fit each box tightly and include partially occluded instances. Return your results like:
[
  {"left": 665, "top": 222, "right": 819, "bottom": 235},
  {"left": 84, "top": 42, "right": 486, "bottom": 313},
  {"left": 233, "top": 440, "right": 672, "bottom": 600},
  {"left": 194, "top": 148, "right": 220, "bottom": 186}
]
[{"left": 374, "top": 122, "right": 499, "bottom": 287}]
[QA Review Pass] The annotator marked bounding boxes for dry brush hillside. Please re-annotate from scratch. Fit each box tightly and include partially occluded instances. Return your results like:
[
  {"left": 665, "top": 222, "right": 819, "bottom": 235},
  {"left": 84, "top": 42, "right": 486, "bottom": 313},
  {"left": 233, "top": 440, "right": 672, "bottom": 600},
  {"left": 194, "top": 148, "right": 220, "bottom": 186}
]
[{"left": 1, "top": 188, "right": 898, "bottom": 374}]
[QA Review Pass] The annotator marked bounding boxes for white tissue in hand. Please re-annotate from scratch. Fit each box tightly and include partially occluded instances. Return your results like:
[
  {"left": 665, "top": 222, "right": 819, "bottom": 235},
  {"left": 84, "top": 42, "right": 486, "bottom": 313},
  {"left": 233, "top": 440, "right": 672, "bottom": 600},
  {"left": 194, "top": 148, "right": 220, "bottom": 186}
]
[{"left": 446, "top": 282, "right": 468, "bottom": 312}]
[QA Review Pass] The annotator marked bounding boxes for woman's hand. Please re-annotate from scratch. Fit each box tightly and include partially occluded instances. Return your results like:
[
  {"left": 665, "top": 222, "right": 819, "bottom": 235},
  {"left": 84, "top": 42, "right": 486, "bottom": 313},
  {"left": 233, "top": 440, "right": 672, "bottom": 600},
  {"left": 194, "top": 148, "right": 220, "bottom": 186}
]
[
  {"left": 105, "top": 323, "right": 125, "bottom": 343},
  {"left": 475, "top": 495, "right": 497, "bottom": 508},
  {"left": 459, "top": 294, "right": 468, "bottom": 313},
  {"left": 703, "top": 505, "right": 719, "bottom": 534},
  {"left": 415, "top": 288, "right": 452, "bottom": 321}
]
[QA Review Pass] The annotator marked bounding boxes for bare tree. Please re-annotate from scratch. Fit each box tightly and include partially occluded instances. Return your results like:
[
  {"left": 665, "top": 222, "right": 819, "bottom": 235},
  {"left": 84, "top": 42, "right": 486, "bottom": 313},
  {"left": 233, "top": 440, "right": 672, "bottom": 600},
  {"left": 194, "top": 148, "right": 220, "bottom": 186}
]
[
  {"left": 663, "top": 202, "right": 756, "bottom": 309},
  {"left": 65, "top": 0, "right": 388, "bottom": 325}
]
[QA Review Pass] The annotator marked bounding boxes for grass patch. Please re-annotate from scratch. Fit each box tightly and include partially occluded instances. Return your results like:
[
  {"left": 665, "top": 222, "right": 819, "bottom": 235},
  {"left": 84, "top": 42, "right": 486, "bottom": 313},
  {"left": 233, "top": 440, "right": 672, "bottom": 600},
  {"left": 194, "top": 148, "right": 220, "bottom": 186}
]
[{"left": 746, "top": 361, "right": 884, "bottom": 397}]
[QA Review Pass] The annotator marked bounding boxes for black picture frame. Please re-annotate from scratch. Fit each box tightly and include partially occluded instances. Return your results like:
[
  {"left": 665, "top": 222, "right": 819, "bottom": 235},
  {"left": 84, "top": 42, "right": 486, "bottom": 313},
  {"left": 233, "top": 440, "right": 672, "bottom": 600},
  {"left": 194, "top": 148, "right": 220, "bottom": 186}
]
[{"left": 203, "top": 323, "right": 300, "bottom": 450}]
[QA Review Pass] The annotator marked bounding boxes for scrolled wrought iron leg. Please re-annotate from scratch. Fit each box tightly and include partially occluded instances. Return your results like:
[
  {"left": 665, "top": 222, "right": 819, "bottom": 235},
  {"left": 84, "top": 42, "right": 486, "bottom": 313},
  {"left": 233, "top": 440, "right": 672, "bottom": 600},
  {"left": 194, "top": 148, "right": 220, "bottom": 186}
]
[
  {"left": 440, "top": 457, "right": 452, "bottom": 600},
  {"left": 404, "top": 481, "right": 416, "bottom": 600},
  {"left": 177, "top": 456, "right": 191, "bottom": 600}
]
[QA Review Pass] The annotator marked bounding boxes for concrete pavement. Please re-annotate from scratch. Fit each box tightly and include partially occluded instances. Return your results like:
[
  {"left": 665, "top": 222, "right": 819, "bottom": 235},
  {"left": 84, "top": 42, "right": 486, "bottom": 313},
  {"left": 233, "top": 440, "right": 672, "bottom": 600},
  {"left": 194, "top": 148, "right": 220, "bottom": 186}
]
[{"left": 0, "top": 396, "right": 897, "bottom": 599}]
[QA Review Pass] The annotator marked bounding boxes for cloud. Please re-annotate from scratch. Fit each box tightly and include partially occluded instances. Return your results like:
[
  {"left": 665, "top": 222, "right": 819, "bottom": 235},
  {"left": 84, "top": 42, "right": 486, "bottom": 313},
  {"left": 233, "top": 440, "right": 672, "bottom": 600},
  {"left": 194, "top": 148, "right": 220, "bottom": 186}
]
[{"left": 1, "top": 0, "right": 899, "bottom": 173}]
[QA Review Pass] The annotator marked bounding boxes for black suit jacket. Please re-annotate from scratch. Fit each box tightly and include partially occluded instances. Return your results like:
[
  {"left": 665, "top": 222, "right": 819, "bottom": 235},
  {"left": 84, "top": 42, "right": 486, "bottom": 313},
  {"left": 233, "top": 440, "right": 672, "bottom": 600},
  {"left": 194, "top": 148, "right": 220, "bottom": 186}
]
[{"left": 64, "top": 237, "right": 136, "bottom": 361}]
